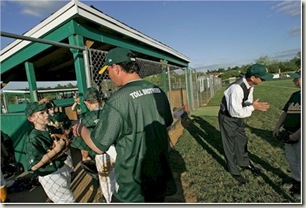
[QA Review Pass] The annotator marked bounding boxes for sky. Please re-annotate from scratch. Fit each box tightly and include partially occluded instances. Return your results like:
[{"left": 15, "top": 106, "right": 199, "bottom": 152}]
[{"left": 0, "top": 0, "right": 302, "bottom": 89}]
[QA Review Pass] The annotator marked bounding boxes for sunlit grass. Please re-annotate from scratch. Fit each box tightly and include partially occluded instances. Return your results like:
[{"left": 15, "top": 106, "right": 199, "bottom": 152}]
[{"left": 169, "top": 78, "right": 300, "bottom": 203}]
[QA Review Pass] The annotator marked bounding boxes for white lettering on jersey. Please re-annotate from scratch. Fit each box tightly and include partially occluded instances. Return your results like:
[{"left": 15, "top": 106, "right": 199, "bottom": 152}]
[
  {"left": 130, "top": 90, "right": 144, "bottom": 99},
  {"left": 287, "top": 103, "right": 301, "bottom": 114},
  {"left": 130, "top": 88, "right": 161, "bottom": 99}
]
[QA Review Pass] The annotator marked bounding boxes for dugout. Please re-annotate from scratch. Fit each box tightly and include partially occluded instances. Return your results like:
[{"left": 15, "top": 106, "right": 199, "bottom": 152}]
[{"left": 0, "top": 0, "right": 191, "bottom": 170}]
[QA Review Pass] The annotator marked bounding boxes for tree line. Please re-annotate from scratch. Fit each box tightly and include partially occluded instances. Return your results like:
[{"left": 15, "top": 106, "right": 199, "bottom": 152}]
[{"left": 207, "top": 52, "right": 301, "bottom": 80}]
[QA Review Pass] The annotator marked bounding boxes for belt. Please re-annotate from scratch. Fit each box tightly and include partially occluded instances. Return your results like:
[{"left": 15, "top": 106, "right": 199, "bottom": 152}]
[{"left": 219, "top": 109, "right": 232, "bottom": 118}]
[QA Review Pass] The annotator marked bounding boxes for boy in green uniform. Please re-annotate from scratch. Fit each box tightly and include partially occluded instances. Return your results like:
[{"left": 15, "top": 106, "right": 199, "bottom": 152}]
[
  {"left": 74, "top": 87, "right": 116, "bottom": 203},
  {"left": 71, "top": 89, "right": 101, "bottom": 161},
  {"left": 25, "top": 102, "right": 75, "bottom": 203},
  {"left": 73, "top": 47, "right": 176, "bottom": 202},
  {"left": 273, "top": 70, "right": 301, "bottom": 198},
  {"left": 39, "top": 98, "right": 74, "bottom": 173}
]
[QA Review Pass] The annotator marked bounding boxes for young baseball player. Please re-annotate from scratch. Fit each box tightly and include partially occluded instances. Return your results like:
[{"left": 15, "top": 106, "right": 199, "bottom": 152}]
[
  {"left": 72, "top": 87, "right": 117, "bottom": 203},
  {"left": 273, "top": 70, "right": 301, "bottom": 198},
  {"left": 38, "top": 98, "right": 74, "bottom": 174},
  {"left": 25, "top": 102, "right": 75, "bottom": 203},
  {"left": 71, "top": 95, "right": 90, "bottom": 161}
]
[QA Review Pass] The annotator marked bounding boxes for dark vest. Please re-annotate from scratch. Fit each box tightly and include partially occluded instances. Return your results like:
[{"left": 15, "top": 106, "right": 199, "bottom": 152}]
[{"left": 220, "top": 78, "right": 250, "bottom": 117}]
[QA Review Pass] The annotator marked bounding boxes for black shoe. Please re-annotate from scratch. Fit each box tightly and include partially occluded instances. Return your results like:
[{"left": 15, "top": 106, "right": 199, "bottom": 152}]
[
  {"left": 289, "top": 180, "right": 300, "bottom": 195},
  {"left": 232, "top": 174, "right": 248, "bottom": 185},
  {"left": 241, "top": 164, "right": 261, "bottom": 175}
]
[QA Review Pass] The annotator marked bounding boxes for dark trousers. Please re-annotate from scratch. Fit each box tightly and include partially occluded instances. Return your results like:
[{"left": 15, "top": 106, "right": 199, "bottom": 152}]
[{"left": 218, "top": 111, "right": 250, "bottom": 175}]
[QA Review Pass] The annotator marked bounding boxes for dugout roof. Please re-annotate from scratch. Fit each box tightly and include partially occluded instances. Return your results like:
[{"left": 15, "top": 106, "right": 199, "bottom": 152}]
[{"left": 0, "top": 0, "right": 190, "bottom": 84}]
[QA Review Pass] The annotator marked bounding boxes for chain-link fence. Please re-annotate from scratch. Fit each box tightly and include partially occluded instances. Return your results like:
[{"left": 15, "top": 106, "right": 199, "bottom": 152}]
[
  {"left": 87, "top": 48, "right": 222, "bottom": 112},
  {"left": 191, "top": 71, "right": 222, "bottom": 109},
  {"left": 88, "top": 49, "right": 183, "bottom": 108}
]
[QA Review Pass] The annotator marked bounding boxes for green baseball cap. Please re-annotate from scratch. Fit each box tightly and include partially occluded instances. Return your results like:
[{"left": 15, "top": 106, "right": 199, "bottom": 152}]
[
  {"left": 289, "top": 70, "right": 301, "bottom": 78},
  {"left": 83, "top": 87, "right": 100, "bottom": 101},
  {"left": 50, "top": 112, "right": 72, "bottom": 129},
  {"left": 99, "top": 47, "right": 136, "bottom": 74},
  {"left": 25, "top": 102, "right": 50, "bottom": 118},
  {"left": 245, "top": 64, "right": 273, "bottom": 81}
]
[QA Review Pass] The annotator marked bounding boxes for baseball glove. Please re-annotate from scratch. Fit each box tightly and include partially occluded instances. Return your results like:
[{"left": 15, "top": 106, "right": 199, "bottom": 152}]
[
  {"left": 277, "top": 131, "right": 298, "bottom": 144},
  {"left": 50, "top": 133, "right": 71, "bottom": 153}
]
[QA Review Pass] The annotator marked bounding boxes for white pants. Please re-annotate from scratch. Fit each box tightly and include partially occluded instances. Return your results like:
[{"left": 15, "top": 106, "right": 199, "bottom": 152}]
[
  {"left": 64, "top": 149, "right": 74, "bottom": 172},
  {"left": 285, "top": 139, "right": 301, "bottom": 181},
  {"left": 95, "top": 145, "right": 118, "bottom": 203},
  {"left": 39, "top": 164, "right": 75, "bottom": 203}
]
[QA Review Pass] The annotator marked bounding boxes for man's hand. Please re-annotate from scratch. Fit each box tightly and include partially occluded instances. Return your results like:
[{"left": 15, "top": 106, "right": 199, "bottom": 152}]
[
  {"left": 273, "top": 128, "right": 280, "bottom": 138},
  {"left": 253, "top": 99, "right": 270, "bottom": 111}
]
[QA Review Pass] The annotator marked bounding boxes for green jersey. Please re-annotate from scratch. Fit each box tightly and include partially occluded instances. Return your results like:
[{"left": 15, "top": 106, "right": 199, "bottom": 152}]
[
  {"left": 26, "top": 129, "right": 67, "bottom": 176},
  {"left": 283, "top": 90, "right": 300, "bottom": 132},
  {"left": 91, "top": 80, "right": 176, "bottom": 202},
  {"left": 71, "top": 109, "right": 102, "bottom": 158}
]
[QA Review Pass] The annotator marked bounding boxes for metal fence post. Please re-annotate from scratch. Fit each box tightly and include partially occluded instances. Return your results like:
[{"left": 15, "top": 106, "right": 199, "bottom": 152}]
[{"left": 83, "top": 48, "right": 91, "bottom": 87}]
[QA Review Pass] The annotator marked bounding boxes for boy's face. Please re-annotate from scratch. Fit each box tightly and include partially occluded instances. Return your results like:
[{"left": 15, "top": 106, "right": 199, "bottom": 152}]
[
  {"left": 293, "top": 78, "right": 301, "bottom": 88},
  {"left": 48, "top": 107, "right": 55, "bottom": 116},
  {"left": 29, "top": 110, "right": 50, "bottom": 125}
]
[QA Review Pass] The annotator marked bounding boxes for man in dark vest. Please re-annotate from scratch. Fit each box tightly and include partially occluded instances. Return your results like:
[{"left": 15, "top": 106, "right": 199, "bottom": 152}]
[{"left": 218, "top": 64, "right": 273, "bottom": 185}]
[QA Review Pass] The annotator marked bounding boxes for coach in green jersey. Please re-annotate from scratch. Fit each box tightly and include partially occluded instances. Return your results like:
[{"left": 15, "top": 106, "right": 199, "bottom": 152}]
[{"left": 73, "top": 47, "right": 176, "bottom": 202}]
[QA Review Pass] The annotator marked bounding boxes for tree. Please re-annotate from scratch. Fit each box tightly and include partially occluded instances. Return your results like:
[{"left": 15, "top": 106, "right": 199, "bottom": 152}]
[
  {"left": 291, "top": 52, "right": 301, "bottom": 69},
  {"left": 56, "top": 84, "right": 63, "bottom": 89},
  {"left": 66, "top": 83, "right": 75, "bottom": 88},
  {"left": 267, "top": 62, "right": 281, "bottom": 73}
]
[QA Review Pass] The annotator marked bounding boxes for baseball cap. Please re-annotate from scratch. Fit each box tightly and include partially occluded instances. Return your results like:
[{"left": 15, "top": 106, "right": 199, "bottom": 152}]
[
  {"left": 25, "top": 102, "right": 49, "bottom": 118},
  {"left": 99, "top": 47, "right": 136, "bottom": 74},
  {"left": 83, "top": 87, "right": 100, "bottom": 101},
  {"left": 289, "top": 70, "right": 301, "bottom": 78},
  {"left": 245, "top": 64, "right": 273, "bottom": 81},
  {"left": 51, "top": 112, "right": 72, "bottom": 129}
]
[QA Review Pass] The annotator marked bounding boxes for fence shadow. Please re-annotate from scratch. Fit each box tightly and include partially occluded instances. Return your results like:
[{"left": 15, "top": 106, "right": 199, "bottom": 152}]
[
  {"left": 167, "top": 147, "right": 187, "bottom": 202},
  {"left": 181, "top": 113, "right": 227, "bottom": 171},
  {"left": 245, "top": 123, "right": 285, "bottom": 149},
  {"left": 180, "top": 112, "right": 295, "bottom": 202}
]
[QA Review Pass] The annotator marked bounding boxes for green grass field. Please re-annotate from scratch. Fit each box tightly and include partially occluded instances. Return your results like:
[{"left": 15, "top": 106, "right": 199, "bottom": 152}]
[{"left": 169, "top": 78, "right": 300, "bottom": 203}]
